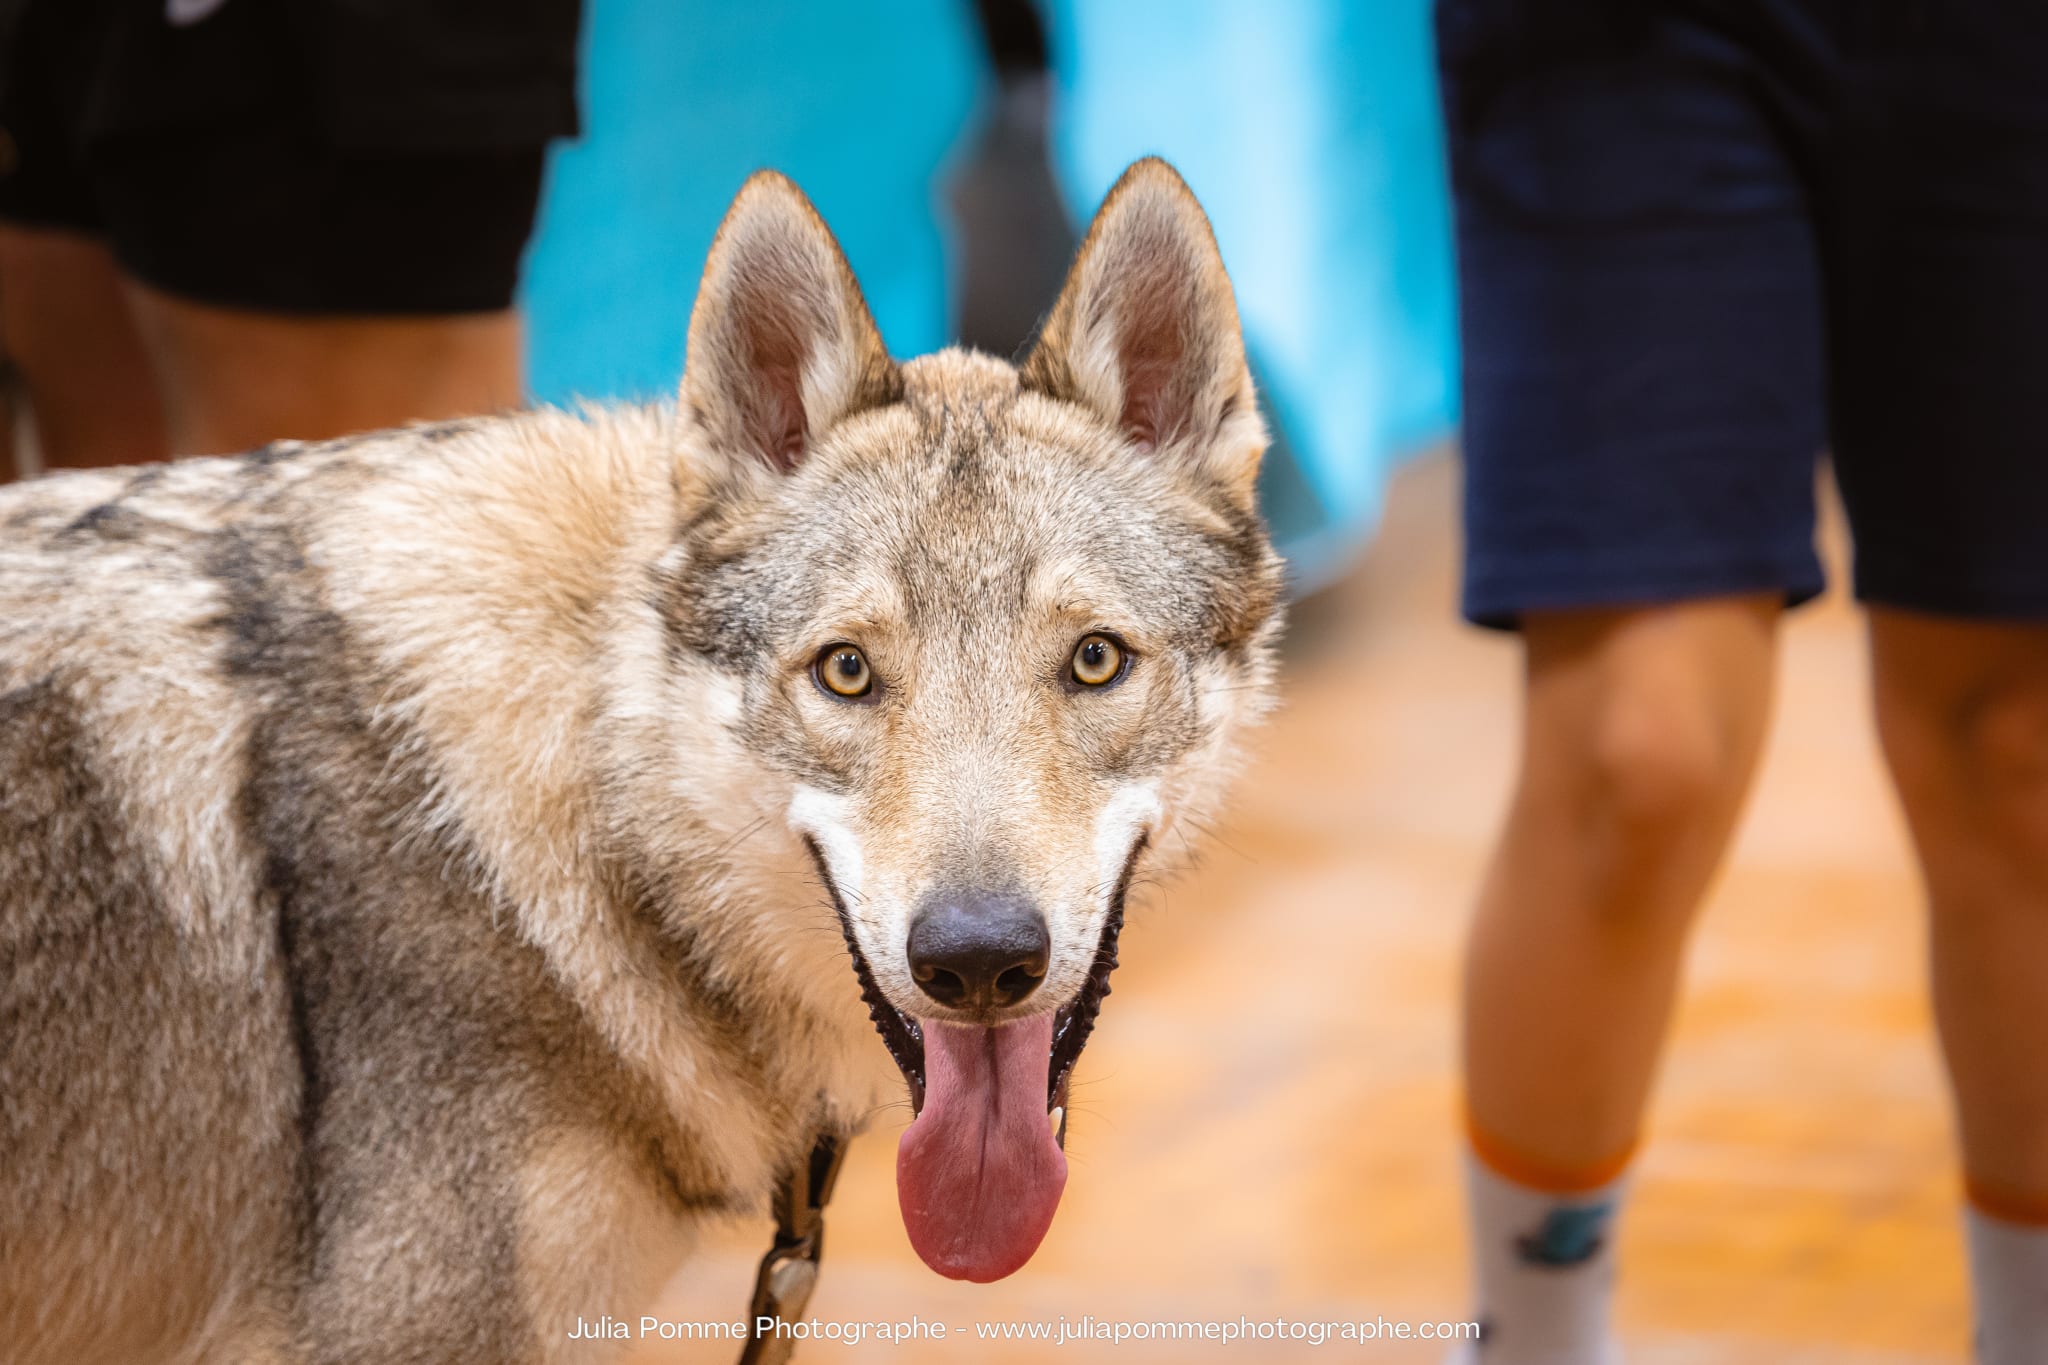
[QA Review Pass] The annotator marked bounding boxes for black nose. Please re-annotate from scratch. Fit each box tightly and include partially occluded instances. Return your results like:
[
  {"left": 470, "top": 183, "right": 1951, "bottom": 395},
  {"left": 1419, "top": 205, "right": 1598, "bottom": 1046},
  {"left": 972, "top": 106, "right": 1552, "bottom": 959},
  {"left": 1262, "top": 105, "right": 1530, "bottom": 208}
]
[{"left": 907, "top": 890, "right": 1050, "bottom": 1011}]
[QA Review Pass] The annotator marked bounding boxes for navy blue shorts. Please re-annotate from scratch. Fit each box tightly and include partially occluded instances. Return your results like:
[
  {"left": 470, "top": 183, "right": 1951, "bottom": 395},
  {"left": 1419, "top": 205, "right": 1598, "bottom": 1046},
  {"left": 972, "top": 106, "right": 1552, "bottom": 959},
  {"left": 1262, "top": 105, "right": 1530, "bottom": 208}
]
[{"left": 1438, "top": 0, "right": 2048, "bottom": 629}]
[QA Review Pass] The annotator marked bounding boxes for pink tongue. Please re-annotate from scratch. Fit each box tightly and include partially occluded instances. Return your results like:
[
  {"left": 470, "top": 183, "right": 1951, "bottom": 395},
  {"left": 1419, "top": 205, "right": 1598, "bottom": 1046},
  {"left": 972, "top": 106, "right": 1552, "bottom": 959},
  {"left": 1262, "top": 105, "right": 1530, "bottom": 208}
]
[{"left": 896, "top": 1015, "right": 1067, "bottom": 1282}]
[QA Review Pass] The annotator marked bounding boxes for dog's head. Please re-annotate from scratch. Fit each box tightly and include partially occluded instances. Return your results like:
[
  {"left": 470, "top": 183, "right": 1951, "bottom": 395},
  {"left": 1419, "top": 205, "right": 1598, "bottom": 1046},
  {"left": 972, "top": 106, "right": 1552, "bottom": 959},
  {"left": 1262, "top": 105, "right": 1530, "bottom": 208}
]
[{"left": 664, "top": 160, "right": 1282, "bottom": 1281}]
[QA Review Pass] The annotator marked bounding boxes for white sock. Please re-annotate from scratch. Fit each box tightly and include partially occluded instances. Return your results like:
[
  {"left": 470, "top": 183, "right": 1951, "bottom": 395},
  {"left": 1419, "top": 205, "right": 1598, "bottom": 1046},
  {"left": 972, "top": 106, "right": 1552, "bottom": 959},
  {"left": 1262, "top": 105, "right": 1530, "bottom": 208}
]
[
  {"left": 1966, "top": 1205, "right": 2048, "bottom": 1365},
  {"left": 1452, "top": 1151, "right": 1627, "bottom": 1365}
]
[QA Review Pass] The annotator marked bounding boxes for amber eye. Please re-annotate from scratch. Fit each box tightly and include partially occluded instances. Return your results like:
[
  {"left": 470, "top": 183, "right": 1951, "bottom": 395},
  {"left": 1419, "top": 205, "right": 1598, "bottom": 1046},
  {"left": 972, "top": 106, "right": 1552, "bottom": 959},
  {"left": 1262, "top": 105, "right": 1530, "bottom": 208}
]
[
  {"left": 1070, "top": 633, "right": 1125, "bottom": 687},
  {"left": 816, "top": 645, "right": 873, "bottom": 699}
]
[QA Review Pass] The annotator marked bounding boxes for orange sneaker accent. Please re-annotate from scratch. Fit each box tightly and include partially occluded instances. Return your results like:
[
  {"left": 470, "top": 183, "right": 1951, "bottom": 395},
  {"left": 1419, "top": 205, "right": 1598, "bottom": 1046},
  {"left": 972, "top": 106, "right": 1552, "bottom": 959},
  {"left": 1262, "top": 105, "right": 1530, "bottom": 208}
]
[
  {"left": 1966, "top": 1174, "right": 2048, "bottom": 1229},
  {"left": 1465, "top": 1108, "right": 1639, "bottom": 1195}
]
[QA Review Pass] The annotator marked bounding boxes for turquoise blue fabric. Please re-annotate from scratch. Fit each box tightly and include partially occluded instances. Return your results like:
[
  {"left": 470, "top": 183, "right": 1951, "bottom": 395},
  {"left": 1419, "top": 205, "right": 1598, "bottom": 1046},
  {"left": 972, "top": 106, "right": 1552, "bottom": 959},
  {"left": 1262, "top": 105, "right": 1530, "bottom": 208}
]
[
  {"left": 522, "top": 0, "right": 980, "bottom": 404},
  {"left": 521, "top": 0, "right": 1458, "bottom": 554},
  {"left": 1043, "top": 0, "right": 1458, "bottom": 540}
]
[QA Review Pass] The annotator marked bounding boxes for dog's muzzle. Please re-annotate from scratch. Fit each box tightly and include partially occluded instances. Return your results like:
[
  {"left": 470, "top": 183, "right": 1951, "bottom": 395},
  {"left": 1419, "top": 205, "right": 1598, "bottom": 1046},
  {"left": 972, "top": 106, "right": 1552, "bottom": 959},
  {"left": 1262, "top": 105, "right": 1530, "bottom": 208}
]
[{"left": 803, "top": 834, "right": 1149, "bottom": 1282}]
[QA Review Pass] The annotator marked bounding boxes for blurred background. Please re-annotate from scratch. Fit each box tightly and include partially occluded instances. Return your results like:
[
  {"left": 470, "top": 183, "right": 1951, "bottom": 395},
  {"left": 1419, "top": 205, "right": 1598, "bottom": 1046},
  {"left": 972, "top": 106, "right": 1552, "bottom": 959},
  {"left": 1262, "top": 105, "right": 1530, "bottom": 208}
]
[{"left": 516, "top": 3, "right": 1960, "bottom": 1362}]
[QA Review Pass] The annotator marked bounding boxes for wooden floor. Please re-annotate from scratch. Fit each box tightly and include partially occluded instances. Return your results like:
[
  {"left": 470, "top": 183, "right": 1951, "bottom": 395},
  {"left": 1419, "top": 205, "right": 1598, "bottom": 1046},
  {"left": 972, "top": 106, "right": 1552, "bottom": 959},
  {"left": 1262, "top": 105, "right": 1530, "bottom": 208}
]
[{"left": 631, "top": 454, "right": 1967, "bottom": 1364}]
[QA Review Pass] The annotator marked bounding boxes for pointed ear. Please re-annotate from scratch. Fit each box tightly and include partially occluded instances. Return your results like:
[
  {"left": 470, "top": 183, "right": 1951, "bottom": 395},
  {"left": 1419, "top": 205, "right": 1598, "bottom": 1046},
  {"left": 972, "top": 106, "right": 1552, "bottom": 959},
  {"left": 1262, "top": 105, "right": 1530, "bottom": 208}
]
[
  {"left": 682, "top": 172, "right": 900, "bottom": 473},
  {"left": 1022, "top": 158, "right": 1264, "bottom": 501}
]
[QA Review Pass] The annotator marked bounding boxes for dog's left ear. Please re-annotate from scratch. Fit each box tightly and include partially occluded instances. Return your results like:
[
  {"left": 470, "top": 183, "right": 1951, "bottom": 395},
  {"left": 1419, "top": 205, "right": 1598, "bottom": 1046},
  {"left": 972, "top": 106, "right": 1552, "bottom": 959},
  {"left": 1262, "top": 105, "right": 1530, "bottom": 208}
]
[
  {"left": 1022, "top": 158, "right": 1264, "bottom": 504},
  {"left": 683, "top": 171, "right": 900, "bottom": 474}
]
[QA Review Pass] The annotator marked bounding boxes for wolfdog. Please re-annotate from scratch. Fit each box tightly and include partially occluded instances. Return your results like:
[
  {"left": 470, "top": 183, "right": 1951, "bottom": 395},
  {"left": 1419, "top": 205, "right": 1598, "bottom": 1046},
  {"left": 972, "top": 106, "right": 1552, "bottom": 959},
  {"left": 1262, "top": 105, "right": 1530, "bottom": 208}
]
[{"left": 0, "top": 158, "right": 1282, "bottom": 1362}]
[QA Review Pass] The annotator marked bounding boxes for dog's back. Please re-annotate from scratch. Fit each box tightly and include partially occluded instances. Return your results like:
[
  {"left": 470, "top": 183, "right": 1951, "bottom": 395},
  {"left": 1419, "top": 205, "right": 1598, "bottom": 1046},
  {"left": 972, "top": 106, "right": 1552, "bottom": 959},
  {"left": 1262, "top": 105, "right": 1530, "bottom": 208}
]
[
  {"left": 2, "top": 458, "right": 310, "bottom": 1360},
  {"left": 0, "top": 431, "right": 701, "bottom": 1363}
]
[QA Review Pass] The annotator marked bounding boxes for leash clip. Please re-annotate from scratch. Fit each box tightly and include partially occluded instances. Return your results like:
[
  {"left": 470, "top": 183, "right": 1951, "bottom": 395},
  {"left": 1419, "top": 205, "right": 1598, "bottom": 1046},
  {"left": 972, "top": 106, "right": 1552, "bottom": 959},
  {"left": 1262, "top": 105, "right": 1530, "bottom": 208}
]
[{"left": 737, "top": 1132, "right": 848, "bottom": 1365}]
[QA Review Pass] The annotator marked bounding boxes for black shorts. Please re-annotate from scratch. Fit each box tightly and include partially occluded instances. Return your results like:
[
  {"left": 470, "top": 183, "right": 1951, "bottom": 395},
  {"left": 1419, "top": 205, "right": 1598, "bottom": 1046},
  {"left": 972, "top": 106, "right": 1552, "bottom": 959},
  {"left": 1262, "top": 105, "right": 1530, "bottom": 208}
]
[
  {"left": 0, "top": 0, "right": 580, "bottom": 315},
  {"left": 1438, "top": 0, "right": 2048, "bottom": 628}
]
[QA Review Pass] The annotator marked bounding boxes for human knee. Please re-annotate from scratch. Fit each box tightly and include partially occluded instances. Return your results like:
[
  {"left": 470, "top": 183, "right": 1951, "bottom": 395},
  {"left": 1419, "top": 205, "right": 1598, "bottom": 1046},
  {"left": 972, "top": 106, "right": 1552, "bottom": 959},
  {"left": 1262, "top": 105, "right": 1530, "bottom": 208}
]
[
  {"left": 1496, "top": 673, "right": 1752, "bottom": 944},
  {"left": 1523, "top": 604, "right": 1774, "bottom": 847},
  {"left": 1576, "top": 674, "right": 1761, "bottom": 841},
  {"left": 1880, "top": 671, "right": 2048, "bottom": 840}
]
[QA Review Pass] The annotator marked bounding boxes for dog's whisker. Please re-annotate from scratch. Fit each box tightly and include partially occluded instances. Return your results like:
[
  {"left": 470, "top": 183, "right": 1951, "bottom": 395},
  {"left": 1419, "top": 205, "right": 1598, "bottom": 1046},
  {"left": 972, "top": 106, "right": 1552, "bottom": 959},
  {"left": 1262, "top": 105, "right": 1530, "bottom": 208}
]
[
  {"left": 1183, "top": 816, "right": 1258, "bottom": 864},
  {"left": 702, "top": 815, "right": 772, "bottom": 864}
]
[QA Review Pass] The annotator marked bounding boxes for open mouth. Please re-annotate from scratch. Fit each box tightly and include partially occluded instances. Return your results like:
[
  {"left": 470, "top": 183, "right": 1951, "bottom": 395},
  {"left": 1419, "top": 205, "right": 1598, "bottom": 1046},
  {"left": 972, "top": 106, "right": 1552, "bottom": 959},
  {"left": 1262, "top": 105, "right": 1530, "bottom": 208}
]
[{"left": 804, "top": 834, "right": 1148, "bottom": 1281}]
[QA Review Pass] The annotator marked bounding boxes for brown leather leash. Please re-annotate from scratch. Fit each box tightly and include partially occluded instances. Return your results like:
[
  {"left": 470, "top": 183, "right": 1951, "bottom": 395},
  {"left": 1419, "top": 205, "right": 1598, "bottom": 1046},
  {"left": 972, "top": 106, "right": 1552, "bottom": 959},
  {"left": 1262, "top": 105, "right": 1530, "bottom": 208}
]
[{"left": 736, "top": 1132, "right": 849, "bottom": 1365}]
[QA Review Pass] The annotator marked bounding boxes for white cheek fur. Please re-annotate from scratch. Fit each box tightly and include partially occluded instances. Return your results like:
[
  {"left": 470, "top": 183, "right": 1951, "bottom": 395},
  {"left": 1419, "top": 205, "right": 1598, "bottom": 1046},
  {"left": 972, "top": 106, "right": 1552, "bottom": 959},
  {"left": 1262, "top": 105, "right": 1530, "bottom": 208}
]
[
  {"left": 786, "top": 785, "right": 927, "bottom": 1007},
  {"left": 786, "top": 785, "right": 865, "bottom": 910},
  {"left": 1092, "top": 781, "right": 1162, "bottom": 913}
]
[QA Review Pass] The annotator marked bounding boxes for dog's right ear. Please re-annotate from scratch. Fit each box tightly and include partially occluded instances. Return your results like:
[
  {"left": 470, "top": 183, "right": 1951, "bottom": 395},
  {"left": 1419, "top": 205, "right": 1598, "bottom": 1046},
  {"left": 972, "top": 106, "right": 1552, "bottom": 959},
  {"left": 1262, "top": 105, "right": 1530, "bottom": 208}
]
[{"left": 682, "top": 172, "right": 900, "bottom": 475}]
